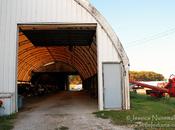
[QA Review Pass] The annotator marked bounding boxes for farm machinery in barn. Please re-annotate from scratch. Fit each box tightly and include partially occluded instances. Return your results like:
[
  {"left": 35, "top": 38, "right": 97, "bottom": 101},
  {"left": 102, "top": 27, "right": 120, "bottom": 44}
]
[{"left": 130, "top": 74, "right": 175, "bottom": 98}]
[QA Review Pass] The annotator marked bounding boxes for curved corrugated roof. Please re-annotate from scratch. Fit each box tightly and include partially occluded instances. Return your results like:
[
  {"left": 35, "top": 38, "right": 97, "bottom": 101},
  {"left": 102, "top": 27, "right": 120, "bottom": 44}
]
[
  {"left": 75, "top": 0, "right": 129, "bottom": 65},
  {"left": 18, "top": 0, "right": 129, "bottom": 82},
  {"left": 18, "top": 31, "right": 97, "bottom": 81}
]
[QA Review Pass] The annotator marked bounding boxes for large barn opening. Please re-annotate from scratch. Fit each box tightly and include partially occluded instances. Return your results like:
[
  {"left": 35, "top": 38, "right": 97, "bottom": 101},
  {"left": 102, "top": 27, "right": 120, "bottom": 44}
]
[{"left": 17, "top": 24, "right": 98, "bottom": 110}]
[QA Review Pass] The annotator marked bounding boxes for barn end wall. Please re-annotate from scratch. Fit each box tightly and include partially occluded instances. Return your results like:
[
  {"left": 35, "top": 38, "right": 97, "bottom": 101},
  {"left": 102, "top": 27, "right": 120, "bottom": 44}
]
[{"left": 0, "top": 0, "right": 129, "bottom": 114}]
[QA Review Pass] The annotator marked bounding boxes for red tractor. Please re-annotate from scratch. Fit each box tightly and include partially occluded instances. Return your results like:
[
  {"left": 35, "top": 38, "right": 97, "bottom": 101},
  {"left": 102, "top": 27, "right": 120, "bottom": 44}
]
[{"left": 130, "top": 74, "right": 175, "bottom": 98}]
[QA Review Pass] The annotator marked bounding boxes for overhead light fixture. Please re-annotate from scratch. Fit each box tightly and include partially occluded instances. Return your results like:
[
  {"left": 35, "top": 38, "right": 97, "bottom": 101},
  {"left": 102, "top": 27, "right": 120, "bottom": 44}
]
[{"left": 43, "top": 61, "right": 55, "bottom": 67}]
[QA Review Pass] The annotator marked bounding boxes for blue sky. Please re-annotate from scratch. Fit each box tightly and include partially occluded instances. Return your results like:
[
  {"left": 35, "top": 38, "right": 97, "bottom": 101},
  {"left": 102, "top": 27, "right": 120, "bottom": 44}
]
[{"left": 90, "top": 0, "right": 175, "bottom": 78}]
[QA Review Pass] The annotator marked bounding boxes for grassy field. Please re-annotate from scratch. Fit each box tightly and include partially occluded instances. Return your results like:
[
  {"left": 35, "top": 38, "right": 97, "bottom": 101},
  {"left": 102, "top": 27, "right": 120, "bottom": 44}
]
[
  {"left": 0, "top": 114, "right": 16, "bottom": 130},
  {"left": 94, "top": 92, "right": 175, "bottom": 130}
]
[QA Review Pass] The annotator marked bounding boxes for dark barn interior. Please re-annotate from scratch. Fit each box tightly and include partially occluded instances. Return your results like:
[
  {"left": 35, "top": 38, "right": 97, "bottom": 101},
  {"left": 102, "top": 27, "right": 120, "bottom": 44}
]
[{"left": 17, "top": 24, "right": 98, "bottom": 108}]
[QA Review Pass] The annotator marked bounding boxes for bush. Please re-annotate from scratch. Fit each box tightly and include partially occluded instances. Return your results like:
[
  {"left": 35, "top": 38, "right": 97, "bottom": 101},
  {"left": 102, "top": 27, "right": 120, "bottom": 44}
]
[{"left": 129, "top": 71, "right": 164, "bottom": 81}]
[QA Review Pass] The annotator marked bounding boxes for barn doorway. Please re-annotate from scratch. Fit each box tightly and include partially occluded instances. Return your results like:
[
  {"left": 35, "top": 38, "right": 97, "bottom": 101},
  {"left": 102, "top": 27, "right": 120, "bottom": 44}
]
[
  {"left": 69, "top": 75, "right": 83, "bottom": 91},
  {"left": 17, "top": 24, "right": 98, "bottom": 110}
]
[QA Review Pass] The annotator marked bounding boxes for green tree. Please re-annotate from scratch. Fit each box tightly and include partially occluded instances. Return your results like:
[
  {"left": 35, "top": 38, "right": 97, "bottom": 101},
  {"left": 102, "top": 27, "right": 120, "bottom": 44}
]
[
  {"left": 69, "top": 75, "right": 82, "bottom": 84},
  {"left": 129, "top": 71, "right": 164, "bottom": 81}
]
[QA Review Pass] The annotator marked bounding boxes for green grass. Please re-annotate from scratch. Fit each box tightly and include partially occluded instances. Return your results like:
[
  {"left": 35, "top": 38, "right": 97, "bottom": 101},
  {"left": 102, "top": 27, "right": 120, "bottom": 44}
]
[
  {"left": 58, "top": 126, "right": 69, "bottom": 130},
  {"left": 0, "top": 114, "right": 16, "bottom": 130},
  {"left": 94, "top": 92, "right": 175, "bottom": 130}
]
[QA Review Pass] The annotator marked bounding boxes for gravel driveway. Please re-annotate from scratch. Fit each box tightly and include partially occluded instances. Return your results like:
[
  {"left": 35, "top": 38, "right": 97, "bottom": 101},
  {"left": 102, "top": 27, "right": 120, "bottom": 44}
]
[{"left": 13, "top": 91, "right": 132, "bottom": 130}]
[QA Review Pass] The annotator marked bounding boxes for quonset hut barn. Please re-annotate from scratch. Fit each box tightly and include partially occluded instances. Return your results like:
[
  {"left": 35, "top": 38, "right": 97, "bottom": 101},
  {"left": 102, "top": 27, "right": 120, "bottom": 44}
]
[{"left": 0, "top": 0, "right": 130, "bottom": 115}]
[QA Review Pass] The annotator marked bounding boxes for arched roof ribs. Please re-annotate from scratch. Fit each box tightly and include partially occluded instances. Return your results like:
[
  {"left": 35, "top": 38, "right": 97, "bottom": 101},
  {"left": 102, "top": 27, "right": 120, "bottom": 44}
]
[{"left": 18, "top": 24, "right": 97, "bottom": 81}]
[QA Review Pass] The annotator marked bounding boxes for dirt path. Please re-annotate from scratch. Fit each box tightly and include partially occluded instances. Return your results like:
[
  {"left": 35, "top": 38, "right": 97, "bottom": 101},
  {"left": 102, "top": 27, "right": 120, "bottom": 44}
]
[{"left": 13, "top": 91, "right": 133, "bottom": 130}]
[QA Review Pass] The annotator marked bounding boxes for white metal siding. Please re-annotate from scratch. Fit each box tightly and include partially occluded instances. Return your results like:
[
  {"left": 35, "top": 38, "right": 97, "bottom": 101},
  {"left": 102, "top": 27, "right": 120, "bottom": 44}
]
[
  {"left": 97, "top": 26, "right": 121, "bottom": 110},
  {"left": 0, "top": 93, "right": 15, "bottom": 115},
  {"left": 0, "top": 0, "right": 125, "bottom": 113},
  {"left": 98, "top": 27, "right": 121, "bottom": 62},
  {"left": 16, "top": 0, "right": 96, "bottom": 23},
  {"left": 0, "top": 0, "right": 120, "bottom": 92},
  {"left": 0, "top": 0, "right": 17, "bottom": 93}
]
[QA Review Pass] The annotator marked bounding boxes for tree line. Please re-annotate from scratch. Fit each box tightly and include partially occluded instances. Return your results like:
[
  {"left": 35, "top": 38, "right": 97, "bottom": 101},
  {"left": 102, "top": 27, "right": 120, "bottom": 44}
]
[{"left": 129, "top": 71, "right": 164, "bottom": 81}]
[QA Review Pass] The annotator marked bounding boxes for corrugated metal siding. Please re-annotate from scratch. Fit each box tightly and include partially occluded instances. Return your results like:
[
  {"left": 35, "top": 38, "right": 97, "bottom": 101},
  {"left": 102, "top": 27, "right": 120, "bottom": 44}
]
[
  {"left": 98, "top": 27, "right": 120, "bottom": 62},
  {"left": 16, "top": 0, "right": 96, "bottom": 23},
  {"left": 0, "top": 0, "right": 120, "bottom": 93},
  {"left": 0, "top": 0, "right": 17, "bottom": 93}
]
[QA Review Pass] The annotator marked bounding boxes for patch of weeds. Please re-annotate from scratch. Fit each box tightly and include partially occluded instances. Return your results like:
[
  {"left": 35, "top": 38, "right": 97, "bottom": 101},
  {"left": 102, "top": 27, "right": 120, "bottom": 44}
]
[
  {"left": 93, "top": 111, "right": 109, "bottom": 119},
  {"left": 0, "top": 113, "right": 17, "bottom": 130},
  {"left": 94, "top": 92, "right": 175, "bottom": 130},
  {"left": 59, "top": 126, "right": 69, "bottom": 130}
]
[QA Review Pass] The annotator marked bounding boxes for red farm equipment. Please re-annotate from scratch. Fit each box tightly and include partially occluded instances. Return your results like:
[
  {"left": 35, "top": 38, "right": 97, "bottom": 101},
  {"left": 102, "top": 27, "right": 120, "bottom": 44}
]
[{"left": 130, "top": 74, "right": 175, "bottom": 98}]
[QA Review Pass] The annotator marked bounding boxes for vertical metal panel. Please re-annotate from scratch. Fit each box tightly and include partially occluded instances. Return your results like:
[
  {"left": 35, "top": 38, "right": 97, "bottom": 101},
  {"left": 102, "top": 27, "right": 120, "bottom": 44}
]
[
  {"left": 103, "top": 63, "right": 122, "bottom": 109},
  {"left": 98, "top": 28, "right": 121, "bottom": 62},
  {"left": 0, "top": 0, "right": 4, "bottom": 91},
  {"left": 1, "top": 0, "right": 10, "bottom": 92},
  {"left": 123, "top": 66, "right": 130, "bottom": 109},
  {"left": 97, "top": 25, "right": 121, "bottom": 110},
  {"left": 2, "top": 0, "right": 17, "bottom": 93},
  {"left": 97, "top": 25, "right": 103, "bottom": 110},
  {"left": 8, "top": 0, "right": 17, "bottom": 93},
  {"left": 0, "top": 93, "right": 14, "bottom": 115}
]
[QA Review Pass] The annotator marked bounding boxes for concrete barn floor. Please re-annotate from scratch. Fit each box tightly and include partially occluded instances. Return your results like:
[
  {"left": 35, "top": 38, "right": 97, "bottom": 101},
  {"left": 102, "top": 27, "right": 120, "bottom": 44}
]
[{"left": 13, "top": 91, "right": 132, "bottom": 130}]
